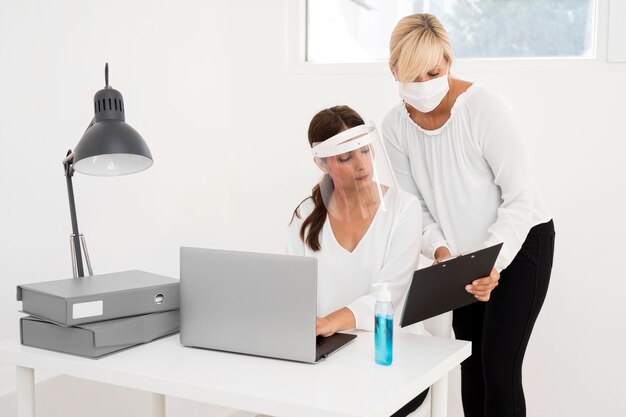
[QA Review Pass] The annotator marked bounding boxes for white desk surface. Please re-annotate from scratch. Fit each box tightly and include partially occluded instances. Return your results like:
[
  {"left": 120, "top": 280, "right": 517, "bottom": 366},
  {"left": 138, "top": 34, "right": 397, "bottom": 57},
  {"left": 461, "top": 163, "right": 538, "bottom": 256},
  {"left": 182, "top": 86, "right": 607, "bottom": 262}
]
[{"left": 0, "top": 332, "right": 470, "bottom": 417}]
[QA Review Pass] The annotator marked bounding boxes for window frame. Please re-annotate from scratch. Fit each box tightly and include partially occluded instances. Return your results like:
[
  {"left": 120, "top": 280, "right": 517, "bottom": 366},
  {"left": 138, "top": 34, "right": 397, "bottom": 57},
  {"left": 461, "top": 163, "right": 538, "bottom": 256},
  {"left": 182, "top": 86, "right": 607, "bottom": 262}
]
[{"left": 285, "top": 0, "right": 626, "bottom": 74}]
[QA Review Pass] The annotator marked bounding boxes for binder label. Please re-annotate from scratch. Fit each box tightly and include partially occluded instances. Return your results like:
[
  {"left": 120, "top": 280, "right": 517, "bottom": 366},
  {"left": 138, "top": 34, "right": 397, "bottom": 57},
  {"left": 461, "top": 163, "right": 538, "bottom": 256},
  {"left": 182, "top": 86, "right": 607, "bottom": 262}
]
[{"left": 73, "top": 300, "right": 104, "bottom": 319}]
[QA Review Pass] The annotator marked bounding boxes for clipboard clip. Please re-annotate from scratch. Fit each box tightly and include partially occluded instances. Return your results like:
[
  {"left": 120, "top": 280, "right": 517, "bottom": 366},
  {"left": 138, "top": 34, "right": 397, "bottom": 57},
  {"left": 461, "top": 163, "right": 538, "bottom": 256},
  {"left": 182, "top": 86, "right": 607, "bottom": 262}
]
[{"left": 434, "top": 251, "right": 477, "bottom": 267}]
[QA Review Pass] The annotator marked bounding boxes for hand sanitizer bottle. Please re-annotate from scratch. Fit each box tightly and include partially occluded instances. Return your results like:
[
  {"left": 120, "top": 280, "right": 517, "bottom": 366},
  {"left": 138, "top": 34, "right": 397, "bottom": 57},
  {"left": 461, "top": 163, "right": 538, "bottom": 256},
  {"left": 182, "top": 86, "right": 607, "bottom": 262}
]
[{"left": 373, "top": 283, "right": 393, "bottom": 366}]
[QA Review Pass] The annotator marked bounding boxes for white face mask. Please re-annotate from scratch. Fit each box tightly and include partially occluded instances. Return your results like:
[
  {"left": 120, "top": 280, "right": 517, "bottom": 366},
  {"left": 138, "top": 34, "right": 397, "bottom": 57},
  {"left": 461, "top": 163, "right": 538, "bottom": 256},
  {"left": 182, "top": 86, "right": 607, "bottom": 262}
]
[{"left": 398, "top": 72, "right": 449, "bottom": 113}]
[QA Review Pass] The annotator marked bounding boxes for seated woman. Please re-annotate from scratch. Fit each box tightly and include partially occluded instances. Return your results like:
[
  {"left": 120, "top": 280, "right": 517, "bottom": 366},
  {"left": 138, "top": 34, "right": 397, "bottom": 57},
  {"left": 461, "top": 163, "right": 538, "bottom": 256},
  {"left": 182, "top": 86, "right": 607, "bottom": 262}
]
[{"left": 288, "top": 105, "right": 430, "bottom": 417}]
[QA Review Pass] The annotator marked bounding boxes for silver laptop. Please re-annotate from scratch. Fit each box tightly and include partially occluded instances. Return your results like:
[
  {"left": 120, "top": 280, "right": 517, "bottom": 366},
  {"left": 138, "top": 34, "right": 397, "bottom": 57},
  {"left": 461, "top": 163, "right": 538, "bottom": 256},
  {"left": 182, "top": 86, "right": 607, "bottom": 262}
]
[{"left": 179, "top": 247, "right": 356, "bottom": 363}]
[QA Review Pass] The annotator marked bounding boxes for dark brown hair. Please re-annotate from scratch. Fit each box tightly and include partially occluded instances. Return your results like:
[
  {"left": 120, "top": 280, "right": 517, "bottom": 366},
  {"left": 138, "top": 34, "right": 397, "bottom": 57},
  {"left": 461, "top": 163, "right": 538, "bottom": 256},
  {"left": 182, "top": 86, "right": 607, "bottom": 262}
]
[{"left": 291, "top": 105, "right": 365, "bottom": 251}]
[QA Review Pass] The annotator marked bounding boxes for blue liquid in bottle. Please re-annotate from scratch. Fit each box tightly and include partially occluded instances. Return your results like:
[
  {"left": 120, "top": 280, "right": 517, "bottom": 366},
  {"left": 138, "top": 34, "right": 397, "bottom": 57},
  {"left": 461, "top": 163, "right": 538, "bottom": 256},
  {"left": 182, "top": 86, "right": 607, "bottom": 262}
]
[{"left": 375, "top": 314, "right": 393, "bottom": 366}]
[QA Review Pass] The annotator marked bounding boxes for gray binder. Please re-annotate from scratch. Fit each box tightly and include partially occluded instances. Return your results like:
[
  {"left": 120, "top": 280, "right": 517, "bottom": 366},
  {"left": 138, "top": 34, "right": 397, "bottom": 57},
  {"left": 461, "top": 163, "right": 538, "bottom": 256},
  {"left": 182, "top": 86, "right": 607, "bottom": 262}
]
[
  {"left": 20, "top": 310, "right": 180, "bottom": 358},
  {"left": 17, "top": 270, "right": 179, "bottom": 326}
]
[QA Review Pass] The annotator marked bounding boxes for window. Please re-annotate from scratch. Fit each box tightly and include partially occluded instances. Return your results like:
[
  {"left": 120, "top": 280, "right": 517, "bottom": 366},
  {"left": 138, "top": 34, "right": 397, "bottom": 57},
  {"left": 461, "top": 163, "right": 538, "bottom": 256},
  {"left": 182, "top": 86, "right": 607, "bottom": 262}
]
[{"left": 305, "top": 0, "right": 597, "bottom": 63}]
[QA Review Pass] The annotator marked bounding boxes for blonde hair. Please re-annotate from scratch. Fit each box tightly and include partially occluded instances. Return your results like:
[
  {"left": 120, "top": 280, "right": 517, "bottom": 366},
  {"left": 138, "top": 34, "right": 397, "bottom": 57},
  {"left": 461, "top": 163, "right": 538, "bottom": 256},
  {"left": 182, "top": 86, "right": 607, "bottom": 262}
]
[{"left": 389, "top": 13, "right": 454, "bottom": 83}]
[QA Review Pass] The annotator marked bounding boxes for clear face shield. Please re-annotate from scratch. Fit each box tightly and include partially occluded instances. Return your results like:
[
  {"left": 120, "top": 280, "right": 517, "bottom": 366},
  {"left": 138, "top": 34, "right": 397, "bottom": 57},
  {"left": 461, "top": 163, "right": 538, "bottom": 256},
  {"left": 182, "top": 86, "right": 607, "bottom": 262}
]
[{"left": 311, "top": 123, "right": 398, "bottom": 222}]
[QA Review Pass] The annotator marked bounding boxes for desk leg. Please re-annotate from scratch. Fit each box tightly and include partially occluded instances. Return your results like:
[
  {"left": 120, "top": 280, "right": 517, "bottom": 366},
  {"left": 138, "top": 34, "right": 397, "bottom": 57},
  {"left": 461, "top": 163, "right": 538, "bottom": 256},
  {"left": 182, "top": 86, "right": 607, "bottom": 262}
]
[
  {"left": 430, "top": 375, "right": 448, "bottom": 417},
  {"left": 16, "top": 366, "right": 35, "bottom": 417},
  {"left": 151, "top": 393, "right": 166, "bottom": 417}
]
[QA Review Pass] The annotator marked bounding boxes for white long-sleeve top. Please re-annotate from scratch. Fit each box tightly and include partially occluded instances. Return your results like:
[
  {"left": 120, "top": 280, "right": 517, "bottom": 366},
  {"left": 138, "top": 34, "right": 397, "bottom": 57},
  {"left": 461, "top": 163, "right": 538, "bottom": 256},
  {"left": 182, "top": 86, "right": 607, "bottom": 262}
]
[
  {"left": 382, "top": 83, "right": 552, "bottom": 272},
  {"left": 287, "top": 188, "right": 424, "bottom": 332}
]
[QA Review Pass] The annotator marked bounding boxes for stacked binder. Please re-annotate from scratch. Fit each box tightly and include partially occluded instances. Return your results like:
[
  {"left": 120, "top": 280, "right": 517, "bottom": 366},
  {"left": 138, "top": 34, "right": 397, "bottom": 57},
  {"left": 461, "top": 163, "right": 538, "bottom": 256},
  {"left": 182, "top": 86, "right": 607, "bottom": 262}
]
[{"left": 17, "top": 270, "right": 180, "bottom": 358}]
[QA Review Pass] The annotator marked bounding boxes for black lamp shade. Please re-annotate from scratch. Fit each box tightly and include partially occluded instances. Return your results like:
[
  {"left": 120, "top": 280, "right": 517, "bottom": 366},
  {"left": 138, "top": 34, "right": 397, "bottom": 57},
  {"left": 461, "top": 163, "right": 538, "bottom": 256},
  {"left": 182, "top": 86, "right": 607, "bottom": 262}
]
[
  {"left": 73, "top": 120, "right": 153, "bottom": 176},
  {"left": 72, "top": 69, "right": 153, "bottom": 176}
]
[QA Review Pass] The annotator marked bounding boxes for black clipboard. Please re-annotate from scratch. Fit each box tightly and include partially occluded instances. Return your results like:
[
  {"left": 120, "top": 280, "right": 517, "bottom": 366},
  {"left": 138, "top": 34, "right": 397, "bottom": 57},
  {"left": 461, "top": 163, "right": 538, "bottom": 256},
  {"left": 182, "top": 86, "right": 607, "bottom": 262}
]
[{"left": 400, "top": 243, "right": 503, "bottom": 328}]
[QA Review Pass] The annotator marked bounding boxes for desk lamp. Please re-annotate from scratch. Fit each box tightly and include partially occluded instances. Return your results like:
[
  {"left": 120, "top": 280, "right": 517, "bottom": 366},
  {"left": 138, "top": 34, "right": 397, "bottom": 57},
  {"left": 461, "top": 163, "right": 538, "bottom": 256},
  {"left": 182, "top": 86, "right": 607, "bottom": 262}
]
[{"left": 63, "top": 63, "right": 153, "bottom": 278}]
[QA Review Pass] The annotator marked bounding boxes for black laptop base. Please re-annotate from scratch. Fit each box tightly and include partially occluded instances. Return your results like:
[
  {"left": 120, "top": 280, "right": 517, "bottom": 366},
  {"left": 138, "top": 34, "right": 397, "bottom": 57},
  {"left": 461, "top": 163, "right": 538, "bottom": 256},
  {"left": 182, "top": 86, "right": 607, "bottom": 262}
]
[{"left": 315, "top": 332, "right": 357, "bottom": 362}]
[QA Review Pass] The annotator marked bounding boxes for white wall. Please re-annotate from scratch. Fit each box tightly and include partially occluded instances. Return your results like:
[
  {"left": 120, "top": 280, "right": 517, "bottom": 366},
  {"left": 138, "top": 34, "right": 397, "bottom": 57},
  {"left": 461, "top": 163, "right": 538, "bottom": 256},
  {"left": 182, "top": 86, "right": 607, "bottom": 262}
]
[{"left": 1, "top": 1, "right": 625, "bottom": 416}]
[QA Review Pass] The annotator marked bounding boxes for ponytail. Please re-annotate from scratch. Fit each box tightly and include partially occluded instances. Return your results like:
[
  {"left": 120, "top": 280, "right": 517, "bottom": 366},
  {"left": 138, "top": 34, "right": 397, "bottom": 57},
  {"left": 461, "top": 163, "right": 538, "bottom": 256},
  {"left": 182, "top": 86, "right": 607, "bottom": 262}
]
[{"left": 291, "top": 175, "right": 332, "bottom": 252}]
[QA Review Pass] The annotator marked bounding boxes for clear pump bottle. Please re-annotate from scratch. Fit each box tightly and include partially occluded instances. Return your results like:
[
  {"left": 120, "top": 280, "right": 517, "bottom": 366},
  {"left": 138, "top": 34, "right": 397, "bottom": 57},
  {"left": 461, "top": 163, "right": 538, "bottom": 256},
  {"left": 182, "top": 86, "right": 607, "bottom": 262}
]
[{"left": 373, "top": 283, "right": 393, "bottom": 366}]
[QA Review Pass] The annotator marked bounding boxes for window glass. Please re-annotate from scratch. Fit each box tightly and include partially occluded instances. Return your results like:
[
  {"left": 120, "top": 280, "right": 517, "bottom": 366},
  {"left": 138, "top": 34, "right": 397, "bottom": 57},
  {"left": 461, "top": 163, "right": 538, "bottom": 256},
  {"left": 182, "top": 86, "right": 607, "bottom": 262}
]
[{"left": 306, "top": 0, "right": 596, "bottom": 63}]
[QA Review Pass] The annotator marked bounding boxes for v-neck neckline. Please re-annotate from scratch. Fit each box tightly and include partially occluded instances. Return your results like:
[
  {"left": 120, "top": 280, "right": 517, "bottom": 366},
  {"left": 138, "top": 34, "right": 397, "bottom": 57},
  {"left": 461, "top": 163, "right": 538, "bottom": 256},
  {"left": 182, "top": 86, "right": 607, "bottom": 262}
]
[{"left": 326, "top": 191, "right": 390, "bottom": 254}]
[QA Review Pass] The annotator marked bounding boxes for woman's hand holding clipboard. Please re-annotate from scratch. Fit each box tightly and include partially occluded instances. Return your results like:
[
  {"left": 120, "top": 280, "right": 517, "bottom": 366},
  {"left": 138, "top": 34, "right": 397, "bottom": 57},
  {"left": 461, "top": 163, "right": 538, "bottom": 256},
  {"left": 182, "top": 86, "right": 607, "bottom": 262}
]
[
  {"left": 400, "top": 243, "right": 503, "bottom": 328},
  {"left": 433, "top": 246, "right": 500, "bottom": 302}
]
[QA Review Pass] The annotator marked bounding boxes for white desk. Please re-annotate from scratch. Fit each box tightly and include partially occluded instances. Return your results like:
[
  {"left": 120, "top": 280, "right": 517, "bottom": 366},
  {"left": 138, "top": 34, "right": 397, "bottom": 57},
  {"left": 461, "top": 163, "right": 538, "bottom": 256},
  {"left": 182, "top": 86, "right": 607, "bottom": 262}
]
[{"left": 0, "top": 332, "right": 470, "bottom": 417}]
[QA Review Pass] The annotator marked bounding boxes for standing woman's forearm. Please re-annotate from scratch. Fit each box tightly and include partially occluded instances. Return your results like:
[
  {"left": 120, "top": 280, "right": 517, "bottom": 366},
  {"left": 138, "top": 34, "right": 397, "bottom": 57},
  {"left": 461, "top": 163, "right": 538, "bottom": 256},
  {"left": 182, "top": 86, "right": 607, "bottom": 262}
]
[{"left": 477, "top": 95, "right": 535, "bottom": 272}]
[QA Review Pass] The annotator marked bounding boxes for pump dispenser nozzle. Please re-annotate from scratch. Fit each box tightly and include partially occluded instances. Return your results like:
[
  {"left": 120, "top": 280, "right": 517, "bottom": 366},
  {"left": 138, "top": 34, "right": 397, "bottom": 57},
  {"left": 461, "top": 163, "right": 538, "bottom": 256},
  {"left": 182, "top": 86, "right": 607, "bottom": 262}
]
[{"left": 372, "top": 282, "right": 391, "bottom": 302}]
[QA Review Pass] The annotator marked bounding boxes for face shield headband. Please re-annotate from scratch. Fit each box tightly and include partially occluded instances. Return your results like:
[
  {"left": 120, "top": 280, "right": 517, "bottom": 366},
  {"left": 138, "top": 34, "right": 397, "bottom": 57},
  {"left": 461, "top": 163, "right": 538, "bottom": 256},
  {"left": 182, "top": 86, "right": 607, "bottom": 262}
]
[
  {"left": 310, "top": 123, "right": 396, "bottom": 214},
  {"left": 310, "top": 124, "right": 377, "bottom": 158}
]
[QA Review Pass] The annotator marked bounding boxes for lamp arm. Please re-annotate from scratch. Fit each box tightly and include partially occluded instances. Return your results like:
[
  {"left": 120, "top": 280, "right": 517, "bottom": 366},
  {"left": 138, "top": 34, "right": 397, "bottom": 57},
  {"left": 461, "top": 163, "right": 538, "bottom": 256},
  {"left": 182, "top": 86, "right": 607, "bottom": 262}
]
[{"left": 63, "top": 150, "right": 84, "bottom": 277}]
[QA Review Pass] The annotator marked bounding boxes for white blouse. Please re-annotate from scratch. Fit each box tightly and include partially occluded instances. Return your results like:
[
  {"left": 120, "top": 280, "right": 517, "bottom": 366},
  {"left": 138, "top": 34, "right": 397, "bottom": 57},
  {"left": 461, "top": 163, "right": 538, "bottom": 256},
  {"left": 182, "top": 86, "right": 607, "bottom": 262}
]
[
  {"left": 287, "top": 188, "right": 424, "bottom": 332},
  {"left": 382, "top": 82, "right": 552, "bottom": 272}
]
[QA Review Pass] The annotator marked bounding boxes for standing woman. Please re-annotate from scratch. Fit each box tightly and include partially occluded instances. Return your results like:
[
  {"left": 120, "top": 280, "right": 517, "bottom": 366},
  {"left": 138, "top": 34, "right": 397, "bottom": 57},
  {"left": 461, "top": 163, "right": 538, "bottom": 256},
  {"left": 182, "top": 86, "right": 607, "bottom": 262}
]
[{"left": 382, "top": 14, "right": 555, "bottom": 417}]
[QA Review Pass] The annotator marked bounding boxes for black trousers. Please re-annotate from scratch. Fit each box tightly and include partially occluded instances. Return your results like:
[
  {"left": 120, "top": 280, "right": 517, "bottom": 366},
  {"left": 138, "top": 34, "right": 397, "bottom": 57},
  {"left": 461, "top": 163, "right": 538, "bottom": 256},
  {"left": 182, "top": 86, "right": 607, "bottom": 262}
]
[{"left": 453, "top": 220, "right": 555, "bottom": 417}]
